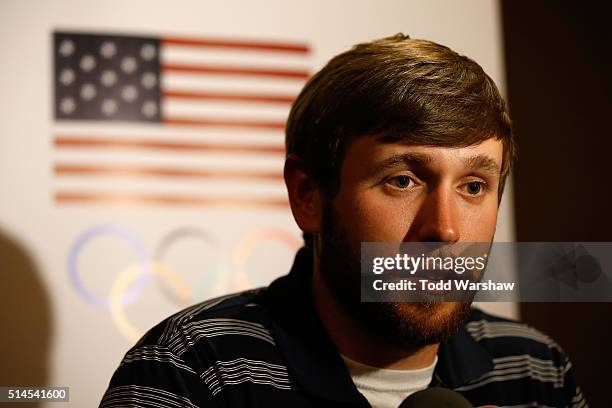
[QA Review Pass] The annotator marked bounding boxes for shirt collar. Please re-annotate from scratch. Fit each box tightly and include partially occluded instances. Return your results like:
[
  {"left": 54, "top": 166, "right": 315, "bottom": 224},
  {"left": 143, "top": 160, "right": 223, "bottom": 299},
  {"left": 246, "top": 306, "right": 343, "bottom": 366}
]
[
  {"left": 264, "top": 247, "right": 493, "bottom": 403},
  {"left": 434, "top": 324, "right": 493, "bottom": 389}
]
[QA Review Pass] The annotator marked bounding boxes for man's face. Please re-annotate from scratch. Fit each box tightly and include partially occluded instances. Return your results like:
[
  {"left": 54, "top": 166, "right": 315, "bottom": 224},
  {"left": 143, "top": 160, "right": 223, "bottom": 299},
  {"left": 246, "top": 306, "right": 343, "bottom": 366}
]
[{"left": 318, "top": 135, "right": 503, "bottom": 347}]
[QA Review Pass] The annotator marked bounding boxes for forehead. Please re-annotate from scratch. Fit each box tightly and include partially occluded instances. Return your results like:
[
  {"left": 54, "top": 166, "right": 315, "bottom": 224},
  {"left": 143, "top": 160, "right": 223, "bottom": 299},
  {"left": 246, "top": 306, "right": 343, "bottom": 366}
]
[{"left": 341, "top": 136, "right": 503, "bottom": 177}]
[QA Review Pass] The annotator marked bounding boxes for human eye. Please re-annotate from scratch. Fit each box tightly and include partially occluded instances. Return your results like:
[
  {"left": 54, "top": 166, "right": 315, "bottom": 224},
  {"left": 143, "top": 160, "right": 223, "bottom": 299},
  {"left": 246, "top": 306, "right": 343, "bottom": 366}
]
[
  {"left": 461, "top": 180, "right": 489, "bottom": 197},
  {"left": 385, "top": 174, "right": 416, "bottom": 191}
]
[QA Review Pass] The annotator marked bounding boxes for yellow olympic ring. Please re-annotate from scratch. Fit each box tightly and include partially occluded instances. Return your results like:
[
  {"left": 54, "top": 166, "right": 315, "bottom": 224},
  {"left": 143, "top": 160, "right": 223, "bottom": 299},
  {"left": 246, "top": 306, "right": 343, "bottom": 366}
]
[
  {"left": 232, "top": 228, "right": 302, "bottom": 291},
  {"left": 110, "top": 261, "right": 192, "bottom": 343},
  {"left": 89, "top": 227, "right": 301, "bottom": 342}
]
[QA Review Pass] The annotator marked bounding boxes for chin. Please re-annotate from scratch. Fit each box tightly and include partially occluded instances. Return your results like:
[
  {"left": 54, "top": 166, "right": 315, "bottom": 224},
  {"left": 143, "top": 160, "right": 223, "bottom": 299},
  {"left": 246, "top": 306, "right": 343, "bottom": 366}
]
[
  {"left": 360, "top": 301, "right": 472, "bottom": 348},
  {"left": 396, "top": 301, "right": 465, "bottom": 318}
]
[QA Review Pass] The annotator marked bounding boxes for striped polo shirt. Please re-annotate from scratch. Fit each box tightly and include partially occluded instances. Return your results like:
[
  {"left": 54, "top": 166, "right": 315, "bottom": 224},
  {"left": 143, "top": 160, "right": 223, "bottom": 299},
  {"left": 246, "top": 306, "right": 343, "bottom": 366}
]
[{"left": 100, "top": 247, "right": 588, "bottom": 407}]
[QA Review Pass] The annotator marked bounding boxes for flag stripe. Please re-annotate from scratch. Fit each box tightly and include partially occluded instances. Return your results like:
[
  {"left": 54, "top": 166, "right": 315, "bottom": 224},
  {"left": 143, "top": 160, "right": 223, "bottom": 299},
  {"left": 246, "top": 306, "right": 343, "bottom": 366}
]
[
  {"left": 161, "top": 46, "right": 309, "bottom": 71},
  {"left": 162, "top": 117, "right": 286, "bottom": 130},
  {"left": 54, "top": 164, "right": 283, "bottom": 181},
  {"left": 162, "top": 75, "right": 305, "bottom": 95},
  {"left": 163, "top": 99, "right": 288, "bottom": 122},
  {"left": 54, "top": 136, "right": 285, "bottom": 155},
  {"left": 161, "top": 37, "right": 309, "bottom": 54},
  {"left": 54, "top": 192, "right": 289, "bottom": 208},
  {"left": 163, "top": 90, "right": 294, "bottom": 105},
  {"left": 162, "top": 63, "right": 309, "bottom": 80}
]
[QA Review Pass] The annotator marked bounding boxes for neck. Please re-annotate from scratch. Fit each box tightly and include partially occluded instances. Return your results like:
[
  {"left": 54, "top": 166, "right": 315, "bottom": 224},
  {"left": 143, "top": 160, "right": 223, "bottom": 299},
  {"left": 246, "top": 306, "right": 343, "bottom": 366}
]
[{"left": 311, "top": 259, "right": 439, "bottom": 370}]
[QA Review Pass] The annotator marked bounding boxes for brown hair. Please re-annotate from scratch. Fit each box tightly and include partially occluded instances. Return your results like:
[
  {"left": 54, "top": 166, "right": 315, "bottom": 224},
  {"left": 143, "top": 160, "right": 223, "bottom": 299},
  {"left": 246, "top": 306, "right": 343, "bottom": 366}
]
[{"left": 285, "top": 34, "right": 515, "bottom": 244}]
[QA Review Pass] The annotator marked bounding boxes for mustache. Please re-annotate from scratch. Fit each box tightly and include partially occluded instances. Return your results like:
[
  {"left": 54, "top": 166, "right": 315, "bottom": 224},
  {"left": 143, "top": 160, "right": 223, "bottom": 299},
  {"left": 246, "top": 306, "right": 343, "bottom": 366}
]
[{"left": 398, "top": 242, "right": 491, "bottom": 258}]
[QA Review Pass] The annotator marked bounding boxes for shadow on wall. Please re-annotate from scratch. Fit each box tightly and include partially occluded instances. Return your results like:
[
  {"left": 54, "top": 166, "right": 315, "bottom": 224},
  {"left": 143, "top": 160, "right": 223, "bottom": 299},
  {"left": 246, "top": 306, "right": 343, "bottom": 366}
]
[{"left": 0, "top": 227, "right": 52, "bottom": 407}]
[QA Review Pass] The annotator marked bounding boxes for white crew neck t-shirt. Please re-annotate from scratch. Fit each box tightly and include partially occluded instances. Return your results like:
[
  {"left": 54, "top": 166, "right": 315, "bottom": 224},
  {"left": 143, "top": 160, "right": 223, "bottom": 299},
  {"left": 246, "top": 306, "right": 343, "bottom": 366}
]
[{"left": 341, "top": 355, "right": 438, "bottom": 408}]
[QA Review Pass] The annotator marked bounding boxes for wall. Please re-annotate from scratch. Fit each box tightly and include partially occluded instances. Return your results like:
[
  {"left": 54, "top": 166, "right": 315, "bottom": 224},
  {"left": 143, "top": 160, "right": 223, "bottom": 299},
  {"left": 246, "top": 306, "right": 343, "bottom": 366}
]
[{"left": 0, "top": 1, "right": 513, "bottom": 405}]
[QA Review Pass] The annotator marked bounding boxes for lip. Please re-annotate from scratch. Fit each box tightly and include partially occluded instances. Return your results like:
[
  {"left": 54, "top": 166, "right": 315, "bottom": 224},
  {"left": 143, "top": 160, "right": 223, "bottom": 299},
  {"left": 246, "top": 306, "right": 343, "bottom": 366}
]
[
  {"left": 400, "top": 242, "right": 490, "bottom": 258},
  {"left": 413, "top": 269, "right": 456, "bottom": 281}
]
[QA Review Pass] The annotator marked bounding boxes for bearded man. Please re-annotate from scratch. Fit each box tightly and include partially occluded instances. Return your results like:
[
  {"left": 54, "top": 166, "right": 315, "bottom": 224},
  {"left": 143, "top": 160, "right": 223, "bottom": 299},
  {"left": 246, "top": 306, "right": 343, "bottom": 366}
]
[{"left": 101, "top": 34, "right": 586, "bottom": 408}]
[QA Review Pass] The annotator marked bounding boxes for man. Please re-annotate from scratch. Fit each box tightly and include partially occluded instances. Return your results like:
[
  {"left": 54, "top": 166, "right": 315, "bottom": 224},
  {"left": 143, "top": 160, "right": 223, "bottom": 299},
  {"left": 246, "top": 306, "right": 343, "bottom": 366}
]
[{"left": 100, "top": 34, "right": 586, "bottom": 407}]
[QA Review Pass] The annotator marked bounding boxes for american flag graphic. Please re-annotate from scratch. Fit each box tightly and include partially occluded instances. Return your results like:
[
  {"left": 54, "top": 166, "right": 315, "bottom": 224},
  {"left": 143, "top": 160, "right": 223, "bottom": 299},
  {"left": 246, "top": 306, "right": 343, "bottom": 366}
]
[{"left": 53, "top": 31, "right": 311, "bottom": 208}]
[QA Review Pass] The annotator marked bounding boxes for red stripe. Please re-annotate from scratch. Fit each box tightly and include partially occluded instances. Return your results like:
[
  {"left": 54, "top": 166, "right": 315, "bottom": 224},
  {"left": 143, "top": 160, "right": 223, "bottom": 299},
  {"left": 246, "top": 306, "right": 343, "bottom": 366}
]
[
  {"left": 163, "top": 90, "right": 295, "bottom": 105},
  {"left": 163, "top": 117, "right": 286, "bottom": 130},
  {"left": 54, "top": 164, "right": 283, "bottom": 181},
  {"left": 55, "top": 192, "right": 289, "bottom": 208},
  {"left": 162, "top": 63, "right": 309, "bottom": 80},
  {"left": 162, "top": 36, "right": 309, "bottom": 54},
  {"left": 54, "top": 136, "right": 285, "bottom": 155}
]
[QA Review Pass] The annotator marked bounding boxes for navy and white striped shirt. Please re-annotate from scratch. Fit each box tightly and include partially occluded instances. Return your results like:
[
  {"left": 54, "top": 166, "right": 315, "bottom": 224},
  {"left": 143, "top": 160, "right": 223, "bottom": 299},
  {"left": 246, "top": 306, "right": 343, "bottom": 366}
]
[{"left": 101, "top": 247, "right": 587, "bottom": 407}]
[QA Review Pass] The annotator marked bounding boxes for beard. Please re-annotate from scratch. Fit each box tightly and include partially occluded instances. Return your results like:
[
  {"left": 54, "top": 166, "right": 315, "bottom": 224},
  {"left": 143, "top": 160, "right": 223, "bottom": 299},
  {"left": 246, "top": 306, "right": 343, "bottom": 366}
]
[{"left": 317, "top": 202, "right": 472, "bottom": 349}]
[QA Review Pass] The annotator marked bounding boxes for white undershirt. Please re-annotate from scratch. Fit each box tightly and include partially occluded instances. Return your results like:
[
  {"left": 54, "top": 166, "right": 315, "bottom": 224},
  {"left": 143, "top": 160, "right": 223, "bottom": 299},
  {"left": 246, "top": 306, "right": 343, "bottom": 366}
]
[{"left": 341, "top": 354, "right": 438, "bottom": 408}]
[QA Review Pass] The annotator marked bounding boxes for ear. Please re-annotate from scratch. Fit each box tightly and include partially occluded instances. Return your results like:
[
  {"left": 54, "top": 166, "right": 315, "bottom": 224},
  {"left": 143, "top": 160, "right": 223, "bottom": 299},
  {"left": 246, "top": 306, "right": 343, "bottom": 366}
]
[{"left": 284, "top": 154, "right": 323, "bottom": 235}]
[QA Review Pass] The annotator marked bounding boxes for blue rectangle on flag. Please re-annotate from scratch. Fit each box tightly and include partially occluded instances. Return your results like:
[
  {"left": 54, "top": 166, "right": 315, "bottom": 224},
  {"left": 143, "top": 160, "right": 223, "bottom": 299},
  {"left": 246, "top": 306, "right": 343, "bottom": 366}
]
[{"left": 54, "top": 32, "right": 161, "bottom": 122}]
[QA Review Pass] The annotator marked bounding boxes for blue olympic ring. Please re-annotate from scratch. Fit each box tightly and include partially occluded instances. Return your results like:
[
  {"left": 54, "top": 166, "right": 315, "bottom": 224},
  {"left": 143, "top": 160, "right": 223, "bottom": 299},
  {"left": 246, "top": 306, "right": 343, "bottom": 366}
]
[{"left": 68, "top": 224, "right": 151, "bottom": 308}]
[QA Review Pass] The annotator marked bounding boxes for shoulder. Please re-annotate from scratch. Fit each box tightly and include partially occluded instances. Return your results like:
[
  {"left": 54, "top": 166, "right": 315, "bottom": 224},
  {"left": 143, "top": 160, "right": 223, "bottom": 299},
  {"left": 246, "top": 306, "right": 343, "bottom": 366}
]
[
  {"left": 132, "top": 287, "right": 276, "bottom": 356},
  {"left": 456, "top": 308, "right": 587, "bottom": 407},
  {"left": 102, "top": 287, "right": 292, "bottom": 406},
  {"left": 465, "top": 307, "right": 566, "bottom": 364}
]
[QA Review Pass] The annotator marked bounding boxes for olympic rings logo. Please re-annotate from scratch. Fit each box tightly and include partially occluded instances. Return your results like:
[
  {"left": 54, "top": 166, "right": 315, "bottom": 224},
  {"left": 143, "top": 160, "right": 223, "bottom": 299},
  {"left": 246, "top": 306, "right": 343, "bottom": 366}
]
[{"left": 68, "top": 224, "right": 302, "bottom": 342}]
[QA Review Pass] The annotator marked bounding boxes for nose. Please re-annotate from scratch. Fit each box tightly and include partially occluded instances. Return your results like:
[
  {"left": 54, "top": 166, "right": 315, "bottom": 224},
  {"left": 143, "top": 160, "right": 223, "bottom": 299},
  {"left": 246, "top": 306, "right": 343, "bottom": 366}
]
[{"left": 408, "top": 186, "right": 460, "bottom": 243}]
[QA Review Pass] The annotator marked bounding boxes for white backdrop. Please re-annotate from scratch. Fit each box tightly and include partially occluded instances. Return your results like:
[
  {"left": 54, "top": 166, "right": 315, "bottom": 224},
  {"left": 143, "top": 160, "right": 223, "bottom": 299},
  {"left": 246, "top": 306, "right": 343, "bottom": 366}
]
[{"left": 0, "top": 0, "right": 516, "bottom": 405}]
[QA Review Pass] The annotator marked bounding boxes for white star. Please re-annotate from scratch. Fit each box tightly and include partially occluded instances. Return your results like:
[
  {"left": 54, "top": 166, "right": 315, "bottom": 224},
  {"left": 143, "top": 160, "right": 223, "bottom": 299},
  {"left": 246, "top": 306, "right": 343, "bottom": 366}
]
[
  {"left": 141, "top": 72, "right": 157, "bottom": 89},
  {"left": 58, "top": 39, "right": 75, "bottom": 57},
  {"left": 141, "top": 100, "right": 158, "bottom": 118},
  {"left": 140, "top": 43, "right": 157, "bottom": 61},
  {"left": 59, "top": 68, "right": 75, "bottom": 86},
  {"left": 121, "top": 85, "right": 138, "bottom": 102},
  {"left": 101, "top": 99, "right": 118, "bottom": 116},
  {"left": 80, "top": 83, "right": 97, "bottom": 101},
  {"left": 60, "top": 97, "right": 76, "bottom": 114},
  {"left": 80, "top": 54, "right": 96, "bottom": 72},
  {"left": 121, "top": 56, "right": 138, "bottom": 74},
  {"left": 100, "top": 70, "right": 117, "bottom": 87},
  {"left": 100, "top": 41, "right": 117, "bottom": 59}
]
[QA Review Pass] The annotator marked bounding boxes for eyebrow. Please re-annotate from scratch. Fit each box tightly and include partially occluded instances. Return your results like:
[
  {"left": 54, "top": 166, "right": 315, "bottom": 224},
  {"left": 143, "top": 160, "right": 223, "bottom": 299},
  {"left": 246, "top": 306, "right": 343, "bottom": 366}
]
[
  {"left": 466, "top": 154, "right": 501, "bottom": 175},
  {"left": 375, "top": 152, "right": 501, "bottom": 175},
  {"left": 377, "top": 153, "right": 433, "bottom": 172}
]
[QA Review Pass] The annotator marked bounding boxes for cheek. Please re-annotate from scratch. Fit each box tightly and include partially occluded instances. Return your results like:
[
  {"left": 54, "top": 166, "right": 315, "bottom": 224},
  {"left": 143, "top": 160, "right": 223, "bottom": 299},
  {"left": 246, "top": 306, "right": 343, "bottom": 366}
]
[
  {"left": 460, "top": 201, "right": 499, "bottom": 240},
  {"left": 337, "top": 189, "right": 417, "bottom": 242}
]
